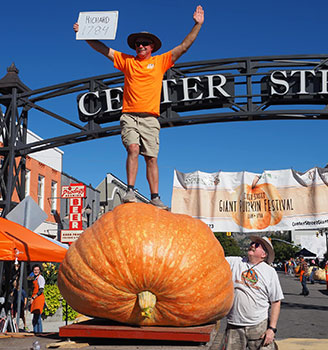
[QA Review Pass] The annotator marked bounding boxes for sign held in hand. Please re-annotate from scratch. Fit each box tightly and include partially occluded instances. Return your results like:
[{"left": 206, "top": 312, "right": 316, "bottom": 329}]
[{"left": 76, "top": 11, "right": 118, "bottom": 40}]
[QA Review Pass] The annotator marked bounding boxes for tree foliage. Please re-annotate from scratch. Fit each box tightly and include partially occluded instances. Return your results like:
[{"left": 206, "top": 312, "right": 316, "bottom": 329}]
[
  {"left": 42, "top": 263, "right": 59, "bottom": 285},
  {"left": 270, "top": 234, "right": 300, "bottom": 262},
  {"left": 214, "top": 233, "right": 242, "bottom": 256},
  {"left": 43, "top": 284, "right": 61, "bottom": 317},
  {"left": 41, "top": 262, "right": 78, "bottom": 321}
]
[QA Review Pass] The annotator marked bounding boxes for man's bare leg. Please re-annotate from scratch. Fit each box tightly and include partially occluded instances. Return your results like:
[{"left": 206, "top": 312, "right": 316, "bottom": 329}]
[
  {"left": 145, "top": 155, "right": 168, "bottom": 209},
  {"left": 123, "top": 144, "right": 139, "bottom": 203},
  {"left": 144, "top": 155, "right": 159, "bottom": 194},
  {"left": 126, "top": 144, "right": 139, "bottom": 186}
]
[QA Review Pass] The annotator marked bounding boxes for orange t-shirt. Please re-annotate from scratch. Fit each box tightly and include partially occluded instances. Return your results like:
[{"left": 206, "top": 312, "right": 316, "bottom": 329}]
[{"left": 114, "top": 51, "right": 174, "bottom": 116}]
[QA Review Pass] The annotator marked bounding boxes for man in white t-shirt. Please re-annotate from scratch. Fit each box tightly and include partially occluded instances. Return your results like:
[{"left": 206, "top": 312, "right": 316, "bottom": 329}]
[{"left": 220, "top": 235, "right": 284, "bottom": 350}]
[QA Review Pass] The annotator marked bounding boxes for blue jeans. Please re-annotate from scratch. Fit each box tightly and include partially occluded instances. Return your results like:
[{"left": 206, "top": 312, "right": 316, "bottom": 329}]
[
  {"left": 309, "top": 267, "right": 317, "bottom": 283},
  {"left": 32, "top": 312, "right": 43, "bottom": 333},
  {"left": 301, "top": 274, "right": 309, "bottom": 295}
]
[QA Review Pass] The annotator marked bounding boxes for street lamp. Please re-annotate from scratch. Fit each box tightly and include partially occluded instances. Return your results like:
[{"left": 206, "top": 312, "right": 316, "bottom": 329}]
[{"left": 85, "top": 204, "right": 92, "bottom": 227}]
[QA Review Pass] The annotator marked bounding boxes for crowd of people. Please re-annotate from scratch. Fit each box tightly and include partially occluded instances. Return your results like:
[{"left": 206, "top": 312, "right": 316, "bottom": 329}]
[
  {"left": 282, "top": 255, "right": 328, "bottom": 297},
  {"left": 1, "top": 262, "right": 45, "bottom": 333}
]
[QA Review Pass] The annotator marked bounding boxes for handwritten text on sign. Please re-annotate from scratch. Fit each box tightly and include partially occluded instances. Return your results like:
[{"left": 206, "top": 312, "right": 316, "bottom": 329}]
[{"left": 76, "top": 11, "right": 118, "bottom": 40}]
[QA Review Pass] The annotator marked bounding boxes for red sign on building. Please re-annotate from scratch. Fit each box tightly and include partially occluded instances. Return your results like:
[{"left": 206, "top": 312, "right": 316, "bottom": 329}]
[
  {"left": 61, "top": 183, "right": 86, "bottom": 243},
  {"left": 61, "top": 184, "right": 86, "bottom": 198}
]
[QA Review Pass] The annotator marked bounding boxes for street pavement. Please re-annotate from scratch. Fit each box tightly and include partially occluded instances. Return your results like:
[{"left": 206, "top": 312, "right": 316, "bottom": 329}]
[
  {"left": 0, "top": 270, "right": 327, "bottom": 349},
  {"left": 275, "top": 271, "right": 328, "bottom": 339}
]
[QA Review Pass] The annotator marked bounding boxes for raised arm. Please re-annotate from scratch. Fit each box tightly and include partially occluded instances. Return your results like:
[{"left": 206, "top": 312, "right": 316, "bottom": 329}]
[
  {"left": 73, "top": 23, "right": 115, "bottom": 62},
  {"left": 171, "top": 5, "right": 204, "bottom": 63}
]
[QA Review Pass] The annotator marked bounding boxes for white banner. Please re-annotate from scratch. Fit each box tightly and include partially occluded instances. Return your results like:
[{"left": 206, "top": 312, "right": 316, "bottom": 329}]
[
  {"left": 76, "top": 11, "right": 118, "bottom": 40},
  {"left": 171, "top": 167, "right": 328, "bottom": 233}
]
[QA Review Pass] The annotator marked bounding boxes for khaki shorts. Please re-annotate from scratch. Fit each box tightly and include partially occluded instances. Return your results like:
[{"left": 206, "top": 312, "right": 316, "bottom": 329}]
[
  {"left": 220, "top": 319, "right": 278, "bottom": 350},
  {"left": 120, "top": 113, "right": 160, "bottom": 158}
]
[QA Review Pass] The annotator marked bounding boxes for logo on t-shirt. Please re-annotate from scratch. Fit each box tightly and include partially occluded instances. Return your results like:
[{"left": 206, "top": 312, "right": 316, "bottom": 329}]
[
  {"left": 147, "top": 64, "right": 154, "bottom": 69},
  {"left": 242, "top": 268, "right": 258, "bottom": 285},
  {"left": 235, "top": 267, "right": 260, "bottom": 290}
]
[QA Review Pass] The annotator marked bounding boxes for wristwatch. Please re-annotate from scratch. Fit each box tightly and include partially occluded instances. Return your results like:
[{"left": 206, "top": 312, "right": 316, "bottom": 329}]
[{"left": 268, "top": 326, "right": 277, "bottom": 333}]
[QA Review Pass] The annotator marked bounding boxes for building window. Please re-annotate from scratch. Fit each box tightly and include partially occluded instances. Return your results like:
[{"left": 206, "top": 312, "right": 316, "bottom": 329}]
[
  {"left": 51, "top": 181, "right": 57, "bottom": 211},
  {"left": 25, "top": 169, "right": 30, "bottom": 197},
  {"left": 37, "top": 175, "right": 45, "bottom": 209}
]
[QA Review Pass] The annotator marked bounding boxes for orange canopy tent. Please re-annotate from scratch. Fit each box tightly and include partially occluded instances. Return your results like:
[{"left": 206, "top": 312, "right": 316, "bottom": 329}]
[{"left": 0, "top": 217, "right": 67, "bottom": 262}]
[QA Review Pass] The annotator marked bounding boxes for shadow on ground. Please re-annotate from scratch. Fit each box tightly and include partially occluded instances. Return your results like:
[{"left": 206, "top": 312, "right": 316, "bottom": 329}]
[{"left": 281, "top": 301, "right": 328, "bottom": 311}]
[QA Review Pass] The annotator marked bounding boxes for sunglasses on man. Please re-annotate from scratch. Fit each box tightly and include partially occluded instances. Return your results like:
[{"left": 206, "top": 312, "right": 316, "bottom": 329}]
[
  {"left": 250, "top": 241, "right": 268, "bottom": 253},
  {"left": 135, "top": 41, "right": 152, "bottom": 47}
]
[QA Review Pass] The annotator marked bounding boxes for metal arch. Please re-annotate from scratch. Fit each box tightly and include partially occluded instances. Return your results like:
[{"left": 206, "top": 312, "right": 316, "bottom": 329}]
[
  {"left": 1, "top": 54, "right": 328, "bottom": 215},
  {"left": 2, "top": 54, "right": 328, "bottom": 153}
]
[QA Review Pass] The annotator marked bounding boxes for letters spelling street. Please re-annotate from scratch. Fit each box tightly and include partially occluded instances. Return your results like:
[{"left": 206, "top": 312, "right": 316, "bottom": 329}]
[
  {"left": 219, "top": 198, "right": 294, "bottom": 213},
  {"left": 78, "top": 74, "right": 231, "bottom": 117},
  {"left": 78, "top": 69, "right": 328, "bottom": 118}
]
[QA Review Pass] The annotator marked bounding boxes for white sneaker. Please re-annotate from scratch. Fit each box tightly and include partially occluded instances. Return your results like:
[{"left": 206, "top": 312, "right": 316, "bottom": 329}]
[
  {"left": 123, "top": 190, "right": 137, "bottom": 203},
  {"left": 150, "top": 197, "right": 169, "bottom": 210}
]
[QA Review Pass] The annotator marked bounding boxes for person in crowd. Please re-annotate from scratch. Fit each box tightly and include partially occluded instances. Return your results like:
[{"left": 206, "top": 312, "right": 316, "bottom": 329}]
[
  {"left": 28, "top": 264, "right": 45, "bottom": 333},
  {"left": 315, "top": 257, "right": 320, "bottom": 267},
  {"left": 299, "top": 255, "right": 309, "bottom": 296},
  {"left": 287, "top": 257, "right": 296, "bottom": 275},
  {"left": 325, "top": 260, "right": 328, "bottom": 289},
  {"left": 11, "top": 259, "right": 20, "bottom": 284},
  {"left": 12, "top": 279, "right": 28, "bottom": 331},
  {"left": 220, "top": 235, "right": 284, "bottom": 350},
  {"left": 309, "top": 259, "right": 317, "bottom": 284},
  {"left": 73, "top": 6, "right": 204, "bottom": 210},
  {"left": 283, "top": 260, "right": 288, "bottom": 274}
]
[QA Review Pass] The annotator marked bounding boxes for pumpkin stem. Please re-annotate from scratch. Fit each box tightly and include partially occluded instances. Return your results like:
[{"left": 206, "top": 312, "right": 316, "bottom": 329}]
[{"left": 138, "top": 291, "right": 156, "bottom": 319}]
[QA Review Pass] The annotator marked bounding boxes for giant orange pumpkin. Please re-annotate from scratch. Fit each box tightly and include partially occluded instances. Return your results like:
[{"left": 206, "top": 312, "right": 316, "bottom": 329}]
[{"left": 58, "top": 203, "right": 233, "bottom": 326}]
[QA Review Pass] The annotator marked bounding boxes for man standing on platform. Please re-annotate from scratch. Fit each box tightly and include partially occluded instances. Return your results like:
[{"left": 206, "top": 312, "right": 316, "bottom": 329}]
[
  {"left": 220, "top": 236, "right": 284, "bottom": 350},
  {"left": 74, "top": 6, "right": 204, "bottom": 210}
]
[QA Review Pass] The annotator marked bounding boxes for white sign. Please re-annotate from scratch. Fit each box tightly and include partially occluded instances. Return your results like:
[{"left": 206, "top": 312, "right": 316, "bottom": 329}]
[
  {"left": 61, "top": 230, "right": 84, "bottom": 243},
  {"left": 76, "top": 11, "right": 118, "bottom": 40},
  {"left": 61, "top": 184, "right": 86, "bottom": 198}
]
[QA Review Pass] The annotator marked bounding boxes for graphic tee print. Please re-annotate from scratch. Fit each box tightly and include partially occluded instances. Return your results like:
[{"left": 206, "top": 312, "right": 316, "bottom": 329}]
[{"left": 241, "top": 266, "right": 259, "bottom": 286}]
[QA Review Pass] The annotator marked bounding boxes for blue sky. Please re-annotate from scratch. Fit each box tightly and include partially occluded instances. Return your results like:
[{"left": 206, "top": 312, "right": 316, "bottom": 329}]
[{"left": 2, "top": 1, "right": 328, "bottom": 206}]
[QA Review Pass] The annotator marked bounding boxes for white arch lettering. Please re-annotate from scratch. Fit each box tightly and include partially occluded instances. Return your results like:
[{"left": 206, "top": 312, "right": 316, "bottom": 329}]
[
  {"left": 104, "top": 87, "right": 123, "bottom": 112},
  {"left": 206, "top": 74, "right": 230, "bottom": 98},
  {"left": 78, "top": 91, "right": 101, "bottom": 116},
  {"left": 270, "top": 71, "right": 289, "bottom": 95},
  {"left": 181, "top": 77, "right": 203, "bottom": 101}
]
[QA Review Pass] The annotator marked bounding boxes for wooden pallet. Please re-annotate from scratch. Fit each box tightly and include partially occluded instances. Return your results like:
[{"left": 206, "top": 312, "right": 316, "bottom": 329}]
[{"left": 59, "top": 319, "right": 217, "bottom": 343}]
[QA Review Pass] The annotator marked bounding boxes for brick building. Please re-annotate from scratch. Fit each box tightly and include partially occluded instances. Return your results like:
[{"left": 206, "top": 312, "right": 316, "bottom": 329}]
[{"left": 8, "top": 129, "right": 63, "bottom": 238}]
